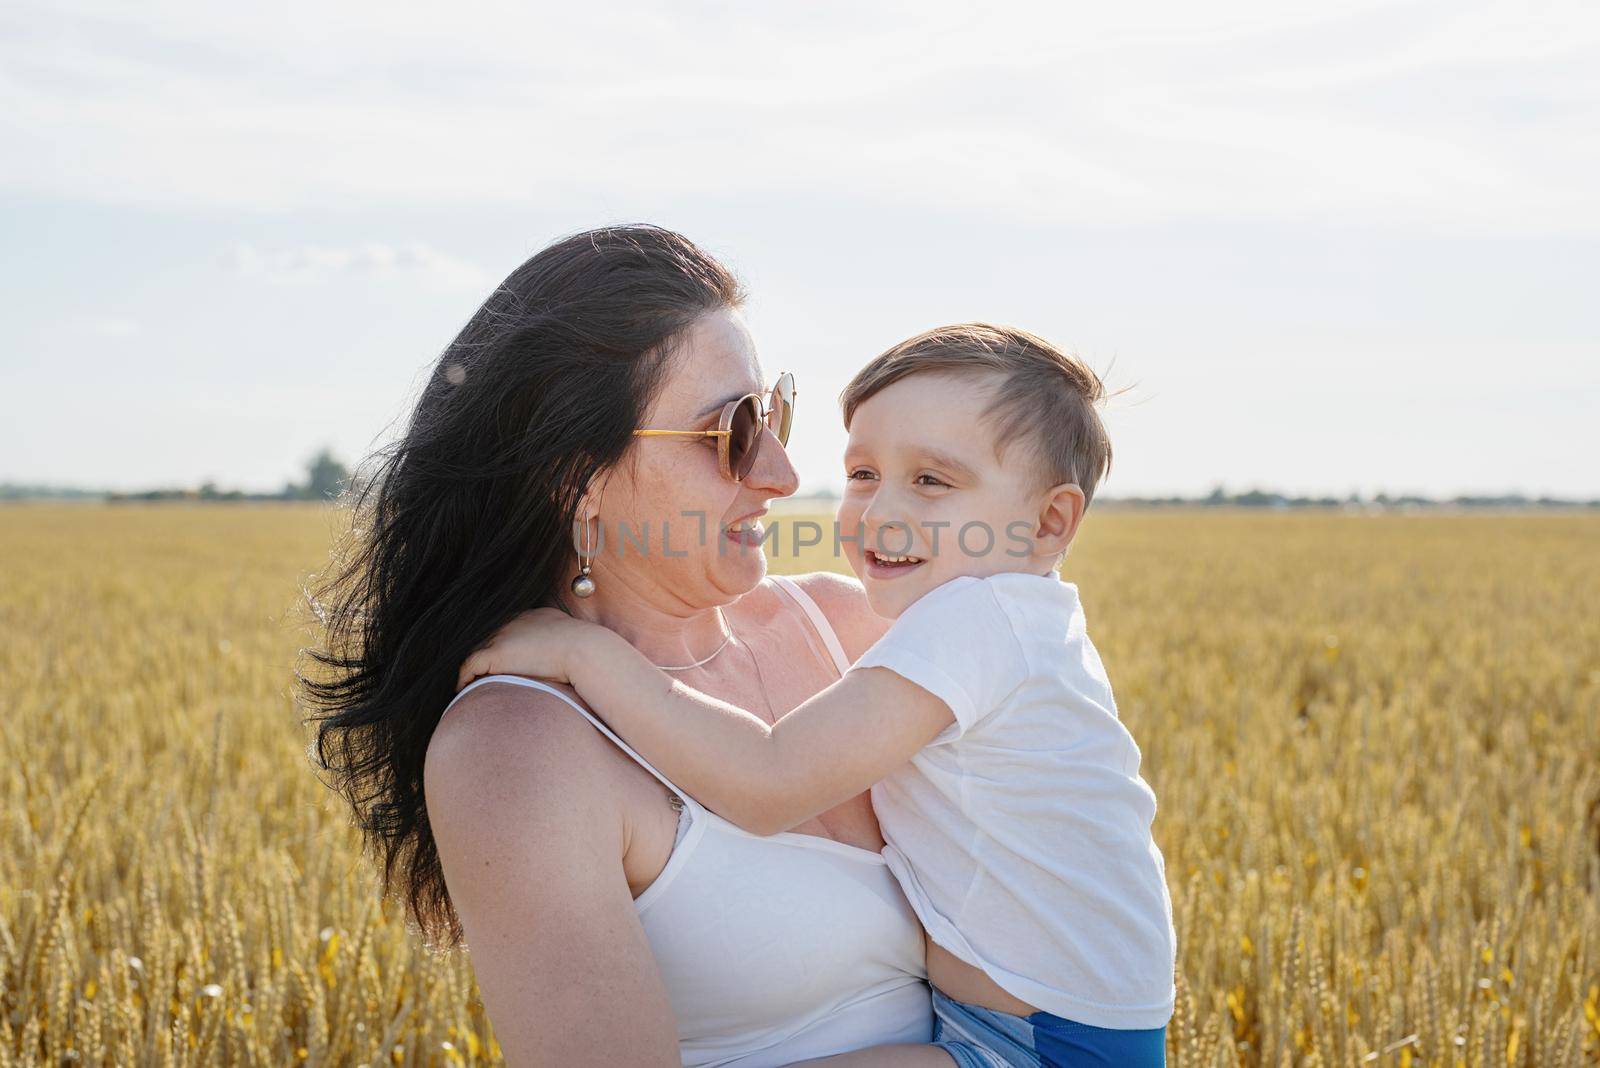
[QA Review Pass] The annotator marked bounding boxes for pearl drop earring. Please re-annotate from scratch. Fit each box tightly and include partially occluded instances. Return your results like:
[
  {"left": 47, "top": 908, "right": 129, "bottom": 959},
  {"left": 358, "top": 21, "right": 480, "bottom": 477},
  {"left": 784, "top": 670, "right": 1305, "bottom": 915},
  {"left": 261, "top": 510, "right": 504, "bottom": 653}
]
[{"left": 570, "top": 516, "right": 597, "bottom": 598}]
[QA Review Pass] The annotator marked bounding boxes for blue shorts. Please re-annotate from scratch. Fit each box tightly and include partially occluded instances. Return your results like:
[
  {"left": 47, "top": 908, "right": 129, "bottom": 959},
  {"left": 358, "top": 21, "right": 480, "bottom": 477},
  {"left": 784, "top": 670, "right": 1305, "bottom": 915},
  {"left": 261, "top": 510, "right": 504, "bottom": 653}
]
[{"left": 928, "top": 985, "right": 1167, "bottom": 1068}]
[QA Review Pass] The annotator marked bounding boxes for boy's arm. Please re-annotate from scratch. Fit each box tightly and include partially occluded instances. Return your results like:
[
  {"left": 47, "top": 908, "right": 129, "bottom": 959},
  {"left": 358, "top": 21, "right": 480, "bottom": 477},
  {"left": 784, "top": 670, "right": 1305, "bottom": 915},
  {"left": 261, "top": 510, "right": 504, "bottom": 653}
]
[{"left": 571, "top": 627, "right": 953, "bottom": 835}]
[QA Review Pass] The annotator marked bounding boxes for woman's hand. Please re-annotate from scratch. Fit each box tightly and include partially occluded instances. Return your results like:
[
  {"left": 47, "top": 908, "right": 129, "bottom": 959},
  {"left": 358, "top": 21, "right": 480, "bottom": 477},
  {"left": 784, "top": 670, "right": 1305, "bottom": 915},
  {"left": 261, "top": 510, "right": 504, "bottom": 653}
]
[{"left": 456, "top": 607, "right": 604, "bottom": 691}]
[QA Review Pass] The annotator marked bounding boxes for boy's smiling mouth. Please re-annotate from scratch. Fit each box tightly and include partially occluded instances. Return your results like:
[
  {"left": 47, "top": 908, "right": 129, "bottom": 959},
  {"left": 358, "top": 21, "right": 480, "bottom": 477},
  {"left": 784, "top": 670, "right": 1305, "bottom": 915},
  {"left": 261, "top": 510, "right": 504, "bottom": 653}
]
[{"left": 864, "top": 547, "right": 926, "bottom": 579}]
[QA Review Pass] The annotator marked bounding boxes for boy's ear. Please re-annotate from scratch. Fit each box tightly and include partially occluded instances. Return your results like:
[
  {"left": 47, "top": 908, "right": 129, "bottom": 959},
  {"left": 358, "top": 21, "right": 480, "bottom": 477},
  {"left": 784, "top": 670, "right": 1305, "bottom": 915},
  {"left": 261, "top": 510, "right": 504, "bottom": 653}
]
[{"left": 1033, "top": 481, "right": 1086, "bottom": 559}]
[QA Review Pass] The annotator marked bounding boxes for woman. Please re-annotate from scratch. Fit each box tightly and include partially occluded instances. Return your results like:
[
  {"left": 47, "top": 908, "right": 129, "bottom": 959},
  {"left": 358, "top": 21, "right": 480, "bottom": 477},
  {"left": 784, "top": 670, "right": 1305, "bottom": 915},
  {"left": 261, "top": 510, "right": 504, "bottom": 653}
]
[{"left": 300, "top": 225, "right": 958, "bottom": 1065}]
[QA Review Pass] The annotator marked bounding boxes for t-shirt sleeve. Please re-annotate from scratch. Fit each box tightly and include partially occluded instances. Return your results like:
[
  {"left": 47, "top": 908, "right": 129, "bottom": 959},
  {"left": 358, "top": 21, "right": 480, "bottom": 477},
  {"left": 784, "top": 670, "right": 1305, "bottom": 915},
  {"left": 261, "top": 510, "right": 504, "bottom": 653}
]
[{"left": 846, "top": 577, "right": 1029, "bottom": 741}]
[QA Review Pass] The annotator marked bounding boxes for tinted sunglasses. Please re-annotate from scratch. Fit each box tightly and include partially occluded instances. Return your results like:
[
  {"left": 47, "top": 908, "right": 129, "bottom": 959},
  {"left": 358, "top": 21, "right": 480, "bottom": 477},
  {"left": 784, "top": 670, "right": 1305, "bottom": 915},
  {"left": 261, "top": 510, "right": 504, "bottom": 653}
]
[{"left": 633, "top": 371, "right": 796, "bottom": 481}]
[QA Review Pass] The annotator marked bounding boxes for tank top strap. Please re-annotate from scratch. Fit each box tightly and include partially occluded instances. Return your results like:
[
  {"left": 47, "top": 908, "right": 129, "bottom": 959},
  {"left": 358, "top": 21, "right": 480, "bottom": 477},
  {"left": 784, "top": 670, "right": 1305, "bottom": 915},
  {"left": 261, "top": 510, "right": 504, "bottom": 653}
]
[
  {"left": 766, "top": 574, "right": 853, "bottom": 677},
  {"left": 445, "top": 675, "right": 702, "bottom": 815}
]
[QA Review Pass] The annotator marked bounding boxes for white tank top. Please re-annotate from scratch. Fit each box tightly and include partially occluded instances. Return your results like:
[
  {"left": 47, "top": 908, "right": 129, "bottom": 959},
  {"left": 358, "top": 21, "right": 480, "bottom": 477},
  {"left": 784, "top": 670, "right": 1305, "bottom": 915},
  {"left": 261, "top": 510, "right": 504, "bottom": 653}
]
[{"left": 443, "top": 575, "right": 933, "bottom": 1066}]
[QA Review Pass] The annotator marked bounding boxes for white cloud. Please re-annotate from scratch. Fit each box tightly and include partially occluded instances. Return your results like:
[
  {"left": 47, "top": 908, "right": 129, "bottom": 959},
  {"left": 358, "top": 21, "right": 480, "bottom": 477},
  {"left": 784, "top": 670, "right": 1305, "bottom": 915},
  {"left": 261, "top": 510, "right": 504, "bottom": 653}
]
[
  {"left": 71, "top": 316, "right": 141, "bottom": 337},
  {"left": 2, "top": 0, "right": 1596, "bottom": 234},
  {"left": 224, "top": 241, "right": 493, "bottom": 291}
]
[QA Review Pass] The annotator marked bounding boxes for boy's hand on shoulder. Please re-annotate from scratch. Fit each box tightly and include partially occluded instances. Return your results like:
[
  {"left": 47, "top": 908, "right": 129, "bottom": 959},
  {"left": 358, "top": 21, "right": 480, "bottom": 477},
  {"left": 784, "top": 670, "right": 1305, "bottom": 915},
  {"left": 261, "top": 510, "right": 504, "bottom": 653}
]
[{"left": 456, "top": 608, "right": 611, "bottom": 691}]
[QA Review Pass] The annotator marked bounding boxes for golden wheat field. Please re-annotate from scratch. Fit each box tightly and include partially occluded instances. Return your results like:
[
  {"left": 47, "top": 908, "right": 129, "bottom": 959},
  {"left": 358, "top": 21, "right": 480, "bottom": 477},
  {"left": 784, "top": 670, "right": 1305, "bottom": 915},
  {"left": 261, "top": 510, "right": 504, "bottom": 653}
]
[{"left": 1, "top": 502, "right": 1596, "bottom": 1067}]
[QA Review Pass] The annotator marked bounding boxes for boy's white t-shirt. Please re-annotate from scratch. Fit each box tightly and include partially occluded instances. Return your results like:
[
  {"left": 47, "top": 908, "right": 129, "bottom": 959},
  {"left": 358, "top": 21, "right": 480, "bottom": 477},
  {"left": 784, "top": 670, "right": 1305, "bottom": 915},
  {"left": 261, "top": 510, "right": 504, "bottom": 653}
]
[{"left": 848, "top": 571, "right": 1176, "bottom": 1030}]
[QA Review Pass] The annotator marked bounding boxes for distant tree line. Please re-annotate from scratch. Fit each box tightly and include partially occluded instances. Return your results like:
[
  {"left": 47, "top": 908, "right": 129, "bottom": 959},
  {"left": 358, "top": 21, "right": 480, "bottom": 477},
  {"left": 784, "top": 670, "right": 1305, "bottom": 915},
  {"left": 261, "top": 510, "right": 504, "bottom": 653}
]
[
  {"left": 1097, "top": 484, "right": 1600, "bottom": 510},
  {"left": 3, "top": 466, "right": 1596, "bottom": 509},
  {"left": 1, "top": 448, "right": 356, "bottom": 503}
]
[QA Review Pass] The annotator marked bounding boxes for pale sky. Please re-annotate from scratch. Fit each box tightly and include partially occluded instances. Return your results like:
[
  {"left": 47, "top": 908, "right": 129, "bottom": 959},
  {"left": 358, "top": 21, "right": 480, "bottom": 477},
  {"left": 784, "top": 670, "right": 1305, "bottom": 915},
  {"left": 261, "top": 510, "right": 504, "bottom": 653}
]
[{"left": 2, "top": 0, "right": 1596, "bottom": 498}]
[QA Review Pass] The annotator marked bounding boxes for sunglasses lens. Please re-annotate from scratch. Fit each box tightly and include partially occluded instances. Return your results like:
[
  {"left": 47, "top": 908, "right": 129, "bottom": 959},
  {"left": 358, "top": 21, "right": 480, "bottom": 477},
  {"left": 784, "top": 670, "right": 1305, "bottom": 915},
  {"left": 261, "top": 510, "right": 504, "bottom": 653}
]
[
  {"left": 769, "top": 374, "right": 795, "bottom": 445},
  {"left": 729, "top": 395, "right": 761, "bottom": 480}
]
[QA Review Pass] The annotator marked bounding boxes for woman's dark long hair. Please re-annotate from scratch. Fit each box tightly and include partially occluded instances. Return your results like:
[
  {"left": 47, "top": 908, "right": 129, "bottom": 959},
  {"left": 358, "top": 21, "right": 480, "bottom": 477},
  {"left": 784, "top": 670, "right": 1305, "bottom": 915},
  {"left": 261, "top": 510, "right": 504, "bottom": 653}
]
[{"left": 296, "top": 224, "right": 746, "bottom": 949}]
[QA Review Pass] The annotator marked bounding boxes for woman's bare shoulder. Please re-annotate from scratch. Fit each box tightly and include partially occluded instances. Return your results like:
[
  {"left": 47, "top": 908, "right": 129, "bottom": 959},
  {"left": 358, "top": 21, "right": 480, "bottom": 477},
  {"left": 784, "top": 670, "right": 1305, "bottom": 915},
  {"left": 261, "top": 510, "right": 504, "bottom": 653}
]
[
  {"left": 425, "top": 679, "right": 632, "bottom": 828},
  {"left": 783, "top": 570, "right": 891, "bottom": 662},
  {"left": 422, "top": 679, "right": 678, "bottom": 1063},
  {"left": 432, "top": 678, "right": 599, "bottom": 757}
]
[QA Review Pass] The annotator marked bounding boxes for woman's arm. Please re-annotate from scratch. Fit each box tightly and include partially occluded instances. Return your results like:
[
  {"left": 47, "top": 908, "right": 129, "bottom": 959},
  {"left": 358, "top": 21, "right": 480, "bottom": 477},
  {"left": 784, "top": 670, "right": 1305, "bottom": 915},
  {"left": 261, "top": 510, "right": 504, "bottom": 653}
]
[
  {"left": 457, "top": 610, "right": 954, "bottom": 836},
  {"left": 424, "top": 685, "right": 681, "bottom": 1066}
]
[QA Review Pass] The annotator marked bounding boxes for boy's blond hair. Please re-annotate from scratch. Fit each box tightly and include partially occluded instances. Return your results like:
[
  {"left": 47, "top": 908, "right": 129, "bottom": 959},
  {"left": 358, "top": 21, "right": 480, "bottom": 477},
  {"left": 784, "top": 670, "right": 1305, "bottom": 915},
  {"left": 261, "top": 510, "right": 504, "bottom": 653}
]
[{"left": 839, "top": 322, "right": 1114, "bottom": 506}]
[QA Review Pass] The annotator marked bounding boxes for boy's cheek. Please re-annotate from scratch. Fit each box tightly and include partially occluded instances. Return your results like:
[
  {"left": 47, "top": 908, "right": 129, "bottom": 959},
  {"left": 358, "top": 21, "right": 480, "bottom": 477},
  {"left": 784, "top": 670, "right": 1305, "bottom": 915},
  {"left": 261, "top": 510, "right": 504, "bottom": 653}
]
[
  {"left": 834, "top": 504, "right": 865, "bottom": 567},
  {"left": 840, "top": 541, "right": 866, "bottom": 580}
]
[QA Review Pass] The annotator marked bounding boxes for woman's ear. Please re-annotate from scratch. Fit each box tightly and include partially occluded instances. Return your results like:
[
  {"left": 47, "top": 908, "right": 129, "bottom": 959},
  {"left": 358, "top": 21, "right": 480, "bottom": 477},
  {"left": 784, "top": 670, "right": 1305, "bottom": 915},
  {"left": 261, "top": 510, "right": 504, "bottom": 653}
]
[
  {"left": 575, "top": 475, "right": 610, "bottom": 528},
  {"left": 1033, "top": 481, "right": 1087, "bottom": 559},
  {"left": 570, "top": 485, "right": 605, "bottom": 558}
]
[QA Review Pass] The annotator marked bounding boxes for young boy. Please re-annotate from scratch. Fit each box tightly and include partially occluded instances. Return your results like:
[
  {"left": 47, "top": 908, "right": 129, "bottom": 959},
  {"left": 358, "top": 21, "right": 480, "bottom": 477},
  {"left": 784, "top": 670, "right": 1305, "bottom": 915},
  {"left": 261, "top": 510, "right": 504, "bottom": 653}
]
[{"left": 458, "top": 323, "right": 1175, "bottom": 1066}]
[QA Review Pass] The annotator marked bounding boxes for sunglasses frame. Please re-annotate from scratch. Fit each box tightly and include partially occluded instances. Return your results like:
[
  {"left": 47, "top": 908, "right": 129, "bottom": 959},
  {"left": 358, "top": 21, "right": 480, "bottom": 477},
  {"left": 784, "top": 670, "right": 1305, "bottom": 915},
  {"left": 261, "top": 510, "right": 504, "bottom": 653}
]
[{"left": 633, "top": 372, "right": 796, "bottom": 482}]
